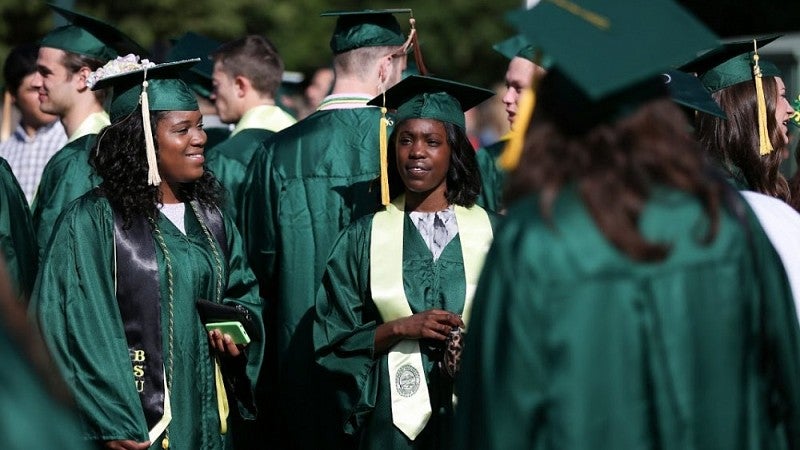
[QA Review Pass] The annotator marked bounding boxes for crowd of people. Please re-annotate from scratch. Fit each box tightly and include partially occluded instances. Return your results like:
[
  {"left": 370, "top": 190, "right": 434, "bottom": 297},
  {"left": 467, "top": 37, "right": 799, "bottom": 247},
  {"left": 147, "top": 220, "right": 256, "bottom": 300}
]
[{"left": 2, "top": 1, "right": 800, "bottom": 449}]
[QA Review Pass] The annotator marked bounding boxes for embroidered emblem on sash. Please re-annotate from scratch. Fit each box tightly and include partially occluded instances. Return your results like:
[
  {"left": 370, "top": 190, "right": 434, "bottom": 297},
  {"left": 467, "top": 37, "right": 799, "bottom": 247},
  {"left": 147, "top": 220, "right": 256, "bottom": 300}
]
[
  {"left": 130, "top": 348, "right": 147, "bottom": 393},
  {"left": 396, "top": 364, "right": 420, "bottom": 397}
]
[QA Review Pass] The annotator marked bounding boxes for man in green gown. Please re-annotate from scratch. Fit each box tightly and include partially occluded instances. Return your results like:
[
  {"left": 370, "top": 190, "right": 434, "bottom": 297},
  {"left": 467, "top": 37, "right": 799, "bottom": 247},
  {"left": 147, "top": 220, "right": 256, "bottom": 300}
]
[
  {"left": 206, "top": 35, "right": 296, "bottom": 224},
  {"left": 455, "top": 2, "right": 800, "bottom": 449},
  {"left": 238, "top": 9, "right": 412, "bottom": 449},
  {"left": 0, "top": 158, "right": 36, "bottom": 301},
  {"left": 475, "top": 34, "right": 547, "bottom": 213},
  {"left": 31, "top": 5, "right": 144, "bottom": 252}
]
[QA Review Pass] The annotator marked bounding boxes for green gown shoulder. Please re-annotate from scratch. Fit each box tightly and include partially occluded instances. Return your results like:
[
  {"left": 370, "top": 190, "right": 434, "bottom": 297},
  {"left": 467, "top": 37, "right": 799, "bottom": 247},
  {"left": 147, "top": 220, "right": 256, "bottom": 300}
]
[{"left": 0, "top": 158, "right": 36, "bottom": 301}]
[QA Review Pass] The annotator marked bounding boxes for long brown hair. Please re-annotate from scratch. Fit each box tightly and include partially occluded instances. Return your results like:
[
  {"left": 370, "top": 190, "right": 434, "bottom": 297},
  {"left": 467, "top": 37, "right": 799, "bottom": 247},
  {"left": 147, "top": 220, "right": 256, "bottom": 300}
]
[
  {"left": 506, "top": 96, "right": 722, "bottom": 262},
  {"left": 695, "top": 77, "right": 789, "bottom": 200}
]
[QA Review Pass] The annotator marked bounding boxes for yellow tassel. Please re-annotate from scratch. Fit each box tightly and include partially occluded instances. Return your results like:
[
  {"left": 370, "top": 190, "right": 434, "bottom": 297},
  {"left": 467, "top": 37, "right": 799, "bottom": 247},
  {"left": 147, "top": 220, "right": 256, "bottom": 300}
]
[
  {"left": 161, "top": 437, "right": 169, "bottom": 449},
  {"left": 379, "top": 106, "right": 390, "bottom": 205},
  {"left": 214, "top": 357, "right": 229, "bottom": 434},
  {"left": 140, "top": 76, "right": 162, "bottom": 186},
  {"left": 752, "top": 40, "right": 773, "bottom": 156},
  {"left": 498, "top": 87, "right": 536, "bottom": 171}
]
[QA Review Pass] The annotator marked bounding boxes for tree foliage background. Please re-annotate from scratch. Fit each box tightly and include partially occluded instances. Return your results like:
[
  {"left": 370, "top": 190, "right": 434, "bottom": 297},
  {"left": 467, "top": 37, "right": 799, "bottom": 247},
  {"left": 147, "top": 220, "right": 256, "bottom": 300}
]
[{"left": 0, "top": 0, "right": 521, "bottom": 88}]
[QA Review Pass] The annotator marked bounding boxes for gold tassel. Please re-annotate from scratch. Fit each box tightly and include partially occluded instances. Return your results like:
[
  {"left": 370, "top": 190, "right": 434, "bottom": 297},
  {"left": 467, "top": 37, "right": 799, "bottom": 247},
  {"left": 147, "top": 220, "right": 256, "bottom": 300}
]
[
  {"left": 0, "top": 90, "right": 12, "bottom": 142},
  {"left": 379, "top": 106, "right": 390, "bottom": 205},
  {"left": 752, "top": 40, "right": 773, "bottom": 156},
  {"left": 140, "top": 74, "right": 162, "bottom": 185},
  {"left": 498, "top": 87, "right": 535, "bottom": 171}
]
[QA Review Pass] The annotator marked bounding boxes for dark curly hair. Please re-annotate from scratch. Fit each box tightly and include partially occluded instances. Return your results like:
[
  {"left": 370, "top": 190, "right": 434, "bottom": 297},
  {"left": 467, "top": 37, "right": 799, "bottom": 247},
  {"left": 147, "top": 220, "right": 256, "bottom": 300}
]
[
  {"left": 506, "top": 90, "right": 722, "bottom": 262},
  {"left": 695, "top": 77, "right": 789, "bottom": 200},
  {"left": 387, "top": 120, "right": 482, "bottom": 207},
  {"left": 90, "top": 106, "right": 222, "bottom": 227}
]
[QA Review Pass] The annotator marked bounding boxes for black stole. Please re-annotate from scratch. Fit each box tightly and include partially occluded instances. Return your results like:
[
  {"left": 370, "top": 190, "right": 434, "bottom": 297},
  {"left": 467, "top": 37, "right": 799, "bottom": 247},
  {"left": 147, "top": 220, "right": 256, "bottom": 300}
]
[{"left": 113, "top": 201, "right": 227, "bottom": 431}]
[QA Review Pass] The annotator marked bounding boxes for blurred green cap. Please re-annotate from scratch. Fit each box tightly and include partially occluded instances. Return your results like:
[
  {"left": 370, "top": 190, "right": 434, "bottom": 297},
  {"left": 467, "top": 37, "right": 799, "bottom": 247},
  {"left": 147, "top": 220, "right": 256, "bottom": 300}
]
[
  {"left": 40, "top": 4, "right": 146, "bottom": 62},
  {"left": 662, "top": 70, "right": 727, "bottom": 119},
  {"left": 166, "top": 32, "right": 222, "bottom": 99},
  {"left": 322, "top": 9, "right": 410, "bottom": 54},
  {"left": 367, "top": 75, "right": 494, "bottom": 130},
  {"left": 492, "top": 35, "right": 552, "bottom": 68}
]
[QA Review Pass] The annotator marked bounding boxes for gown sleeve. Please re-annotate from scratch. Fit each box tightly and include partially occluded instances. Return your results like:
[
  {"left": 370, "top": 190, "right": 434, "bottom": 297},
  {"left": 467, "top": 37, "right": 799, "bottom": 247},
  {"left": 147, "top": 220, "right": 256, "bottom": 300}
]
[
  {"left": 313, "top": 218, "right": 382, "bottom": 436},
  {"left": 220, "top": 212, "right": 265, "bottom": 418},
  {"left": 29, "top": 196, "right": 149, "bottom": 443},
  {"left": 0, "top": 159, "right": 37, "bottom": 301}
]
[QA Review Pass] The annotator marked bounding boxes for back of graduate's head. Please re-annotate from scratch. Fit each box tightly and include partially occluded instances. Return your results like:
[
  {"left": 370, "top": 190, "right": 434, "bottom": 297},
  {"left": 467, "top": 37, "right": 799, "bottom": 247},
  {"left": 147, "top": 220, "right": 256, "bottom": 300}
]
[
  {"left": 503, "top": 0, "right": 723, "bottom": 262},
  {"left": 324, "top": 9, "right": 410, "bottom": 87},
  {"left": 211, "top": 35, "right": 284, "bottom": 99}
]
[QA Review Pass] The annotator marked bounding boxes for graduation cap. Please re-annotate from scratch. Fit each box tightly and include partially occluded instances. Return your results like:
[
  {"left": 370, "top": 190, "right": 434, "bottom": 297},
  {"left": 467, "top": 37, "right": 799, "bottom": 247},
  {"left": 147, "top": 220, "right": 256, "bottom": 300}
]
[
  {"left": 40, "top": 4, "right": 147, "bottom": 62},
  {"left": 321, "top": 9, "right": 411, "bottom": 54},
  {"left": 367, "top": 75, "right": 494, "bottom": 130},
  {"left": 492, "top": 34, "right": 553, "bottom": 69},
  {"left": 90, "top": 56, "right": 199, "bottom": 185},
  {"left": 498, "top": 0, "right": 719, "bottom": 169},
  {"left": 681, "top": 36, "right": 782, "bottom": 155},
  {"left": 166, "top": 32, "right": 221, "bottom": 99},
  {"left": 662, "top": 70, "right": 727, "bottom": 119}
]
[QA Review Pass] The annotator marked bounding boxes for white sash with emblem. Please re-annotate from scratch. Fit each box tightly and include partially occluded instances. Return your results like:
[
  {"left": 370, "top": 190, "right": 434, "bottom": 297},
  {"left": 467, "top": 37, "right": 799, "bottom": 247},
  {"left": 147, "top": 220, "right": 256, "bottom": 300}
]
[{"left": 370, "top": 195, "right": 492, "bottom": 440}]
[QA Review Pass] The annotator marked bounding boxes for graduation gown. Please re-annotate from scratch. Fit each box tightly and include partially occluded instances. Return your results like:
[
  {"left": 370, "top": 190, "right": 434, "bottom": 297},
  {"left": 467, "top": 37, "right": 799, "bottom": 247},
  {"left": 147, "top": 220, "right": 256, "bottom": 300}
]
[
  {"left": 454, "top": 187, "right": 800, "bottom": 450},
  {"left": 314, "top": 211, "right": 498, "bottom": 449},
  {"left": 32, "top": 192, "right": 264, "bottom": 450},
  {"left": 31, "top": 134, "right": 101, "bottom": 254},
  {"left": 474, "top": 139, "right": 507, "bottom": 213},
  {"left": 205, "top": 128, "right": 275, "bottom": 225},
  {"left": 0, "top": 158, "right": 36, "bottom": 300},
  {"left": 0, "top": 312, "right": 92, "bottom": 450},
  {"left": 239, "top": 106, "right": 386, "bottom": 448}
]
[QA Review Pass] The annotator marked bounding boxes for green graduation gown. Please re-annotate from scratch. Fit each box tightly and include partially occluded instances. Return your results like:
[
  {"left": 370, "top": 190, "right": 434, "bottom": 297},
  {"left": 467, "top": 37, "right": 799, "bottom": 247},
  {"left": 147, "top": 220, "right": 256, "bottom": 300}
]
[
  {"left": 454, "top": 187, "right": 800, "bottom": 450},
  {"left": 31, "top": 134, "right": 101, "bottom": 254},
  {"left": 0, "top": 158, "right": 36, "bottom": 300},
  {"left": 314, "top": 210, "right": 498, "bottom": 449},
  {"left": 0, "top": 312, "right": 92, "bottom": 450},
  {"left": 474, "top": 139, "right": 507, "bottom": 213},
  {"left": 239, "top": 106, "right": 386, "bottom": 448},
  {"left": 31, "top": 192, "right": 264, "bottom": 450},
  {"left": 205, "top": 128, "right": 275, "bottom": 225}
]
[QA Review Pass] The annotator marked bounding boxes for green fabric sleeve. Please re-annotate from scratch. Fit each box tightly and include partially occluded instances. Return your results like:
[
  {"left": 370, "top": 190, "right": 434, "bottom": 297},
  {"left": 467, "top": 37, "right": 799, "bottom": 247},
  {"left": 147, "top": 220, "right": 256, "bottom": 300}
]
[{"left": 0, "top": 158, "right": 37, "bottom": 301}]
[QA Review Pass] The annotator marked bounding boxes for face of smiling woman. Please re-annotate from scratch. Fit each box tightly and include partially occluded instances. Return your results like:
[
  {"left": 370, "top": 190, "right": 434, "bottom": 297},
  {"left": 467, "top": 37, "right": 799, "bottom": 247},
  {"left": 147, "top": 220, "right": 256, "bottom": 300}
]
[
  {"left": 395, "top": 118, "right": 451, "bottom": 212},
  {"left": 156, "top": 110, "right": 207, "bottom": 203}
]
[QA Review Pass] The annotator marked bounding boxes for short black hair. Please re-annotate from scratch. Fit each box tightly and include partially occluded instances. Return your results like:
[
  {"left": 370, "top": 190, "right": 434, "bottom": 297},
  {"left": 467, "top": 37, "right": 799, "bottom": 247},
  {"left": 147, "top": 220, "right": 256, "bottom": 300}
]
[
  {"left": 388, "top": 120, "right": 482, "bottom": 207},
  {"left": 3, "top": 43, "right": 39, "bottom": 95}
]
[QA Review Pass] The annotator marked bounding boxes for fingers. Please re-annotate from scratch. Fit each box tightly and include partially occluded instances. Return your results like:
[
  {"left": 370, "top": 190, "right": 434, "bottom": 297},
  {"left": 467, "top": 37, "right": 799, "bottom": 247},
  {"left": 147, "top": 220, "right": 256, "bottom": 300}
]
[
  {"left": 207, "top": 330, "right": 241, "bottom": 357},
  {"left": 104, "top": 440, "right": 151, "bottom": 450}
]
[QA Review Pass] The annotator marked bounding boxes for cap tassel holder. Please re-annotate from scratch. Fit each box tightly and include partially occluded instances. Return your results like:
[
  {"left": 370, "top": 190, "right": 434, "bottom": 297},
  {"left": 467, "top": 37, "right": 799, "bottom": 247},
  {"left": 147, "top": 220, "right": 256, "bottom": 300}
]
[
  {"left": 498, "top": 49, "right": 542, "bottom": 171},
  {"left": 379, "top": 91, "right": 391, "bottom": 205},
  {"left": 408, "top": 15, "right": 428, "bottom": 76},
  {"left": 752, "top": 40, "right": 773, "bottom": 156},
  {"left": 140, "top": 65, "right": 162, "bottom": 185}
]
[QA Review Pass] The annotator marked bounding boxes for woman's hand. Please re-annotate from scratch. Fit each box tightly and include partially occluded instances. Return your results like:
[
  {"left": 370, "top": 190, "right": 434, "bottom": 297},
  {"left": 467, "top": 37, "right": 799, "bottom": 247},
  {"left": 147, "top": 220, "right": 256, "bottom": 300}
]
[
  {"left": 104, "top": 440, "right": 151, "bottom": 450},
  {"left": 374, "top": 309, "right": 464, "bottom": 355},
  {"left": 208, "top": 329, "right": 244, "bottom": 357}
]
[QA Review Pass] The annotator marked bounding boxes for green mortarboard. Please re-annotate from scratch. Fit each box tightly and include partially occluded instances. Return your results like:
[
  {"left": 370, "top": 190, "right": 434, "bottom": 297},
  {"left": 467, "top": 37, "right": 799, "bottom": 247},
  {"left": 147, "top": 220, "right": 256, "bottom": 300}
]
[
  {"left": 663, "top": 70, "right": 727, "bottom": 119},
  {"left": 40, "top": 4, "right": 146, "bottom": 62},
  {"left": 90, "top": 57, "right": 200, "bottom": 185},
  {"left": 366, "top": 75, "right": 494, "bottom": 130},
  {"left": 492, "top": 35, "right": 553, "bottom": 69},
  {"left": 507, "top": 0, "right": 718, "bottom": 102},
  {"left": 90, "top": 58, "right": 199, "bottom": 121},
  {"left": 321, "top": 9, "right": 410, "bottom": 54},
  {"left": 681, "top": 37, "right": 783, "bottom": 93},
  {"left": 166, "top": 32, "right": 221, "bottom": 99}
]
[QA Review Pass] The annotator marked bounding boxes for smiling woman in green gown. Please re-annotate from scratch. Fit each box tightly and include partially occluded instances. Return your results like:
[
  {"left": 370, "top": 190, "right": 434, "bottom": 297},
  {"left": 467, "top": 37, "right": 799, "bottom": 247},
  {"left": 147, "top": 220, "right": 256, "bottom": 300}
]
[
  {"left": 30, "top": 57, "right": 263, "bottom": 450},
  {"left": 313, "top": 76, "right": 497, "bottom": 449}
]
